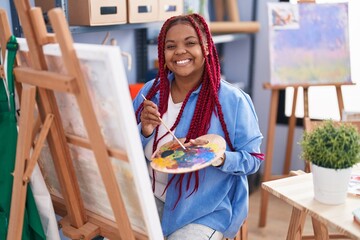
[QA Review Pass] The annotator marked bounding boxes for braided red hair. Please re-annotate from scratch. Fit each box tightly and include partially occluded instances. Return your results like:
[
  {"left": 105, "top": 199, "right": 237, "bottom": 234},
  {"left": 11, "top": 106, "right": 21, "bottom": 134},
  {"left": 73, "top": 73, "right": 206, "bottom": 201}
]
[{"left": 136, "top": 14, "right": 234, "bottom": 208}]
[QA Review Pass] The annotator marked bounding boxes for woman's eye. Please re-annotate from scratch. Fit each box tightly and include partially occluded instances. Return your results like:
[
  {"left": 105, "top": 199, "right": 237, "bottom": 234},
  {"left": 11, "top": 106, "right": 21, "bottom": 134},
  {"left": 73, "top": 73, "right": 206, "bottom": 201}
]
[
  {"left": 186, "top": 41, "right": 196, "bottom": 46},
  {"left": 166, "top": 45, "right": 175, "bottom": 49}
]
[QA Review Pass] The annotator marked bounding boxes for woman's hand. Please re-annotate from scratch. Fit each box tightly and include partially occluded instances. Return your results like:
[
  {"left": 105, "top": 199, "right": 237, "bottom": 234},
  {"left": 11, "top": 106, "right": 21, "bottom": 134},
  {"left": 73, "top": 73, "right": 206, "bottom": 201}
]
[
  {"left": 140, "top": 99, "right": 161, "bottom": 137},
  {"left": 187, "top": 137, "right": 209, "bottom": 147},
  {"left": 187, "top": 137, "right": 225, "bottom": 167}
]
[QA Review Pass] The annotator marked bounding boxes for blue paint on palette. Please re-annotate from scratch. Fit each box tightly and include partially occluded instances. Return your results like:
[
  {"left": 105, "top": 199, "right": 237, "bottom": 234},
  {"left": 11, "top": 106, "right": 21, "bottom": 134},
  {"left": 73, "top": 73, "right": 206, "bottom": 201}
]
[{"left": 159, "top": 145, "right": 216, "bottom": 169}]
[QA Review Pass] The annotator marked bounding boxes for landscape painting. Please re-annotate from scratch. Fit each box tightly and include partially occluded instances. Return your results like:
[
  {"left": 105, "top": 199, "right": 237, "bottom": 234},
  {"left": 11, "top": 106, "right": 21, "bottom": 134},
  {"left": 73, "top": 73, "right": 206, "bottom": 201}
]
[{"left": 268, "top": 3, "right": 351, "bottom": 85}]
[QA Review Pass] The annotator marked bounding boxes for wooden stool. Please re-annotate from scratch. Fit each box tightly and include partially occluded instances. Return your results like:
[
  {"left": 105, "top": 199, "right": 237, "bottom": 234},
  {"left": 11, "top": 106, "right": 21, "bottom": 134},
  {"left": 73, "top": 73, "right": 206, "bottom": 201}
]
[{"left": 225, "top": 219, "right": 247, "bottom": 240}]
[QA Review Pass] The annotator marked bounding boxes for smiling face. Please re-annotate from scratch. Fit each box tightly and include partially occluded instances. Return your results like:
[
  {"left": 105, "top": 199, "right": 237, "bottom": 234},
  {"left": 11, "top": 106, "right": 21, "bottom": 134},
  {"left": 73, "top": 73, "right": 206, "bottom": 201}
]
[{"left": 164, "top": 23, "right": 207, "bottom": 84}]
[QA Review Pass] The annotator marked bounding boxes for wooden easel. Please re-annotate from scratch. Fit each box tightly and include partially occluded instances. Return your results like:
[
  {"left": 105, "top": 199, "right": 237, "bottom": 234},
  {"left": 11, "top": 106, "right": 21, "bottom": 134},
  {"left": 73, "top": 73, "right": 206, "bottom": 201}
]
[
  {"left": 257, "top": 0, "right": 356, "bottom": 228},
  {"left": 258, "top": 82, "right": 354, "bottom": 228},
  {"left": 0, "top": 9, "right": 12, "bottom": 68},
  {"left": 0, "top": 10, "right": 22, "bottom": 101},
  {"left": 4, "top": 0, "right": 153, "bottom": 239},
  {"left": 0, "top": 13, "right": 8, "bottom": 84}
]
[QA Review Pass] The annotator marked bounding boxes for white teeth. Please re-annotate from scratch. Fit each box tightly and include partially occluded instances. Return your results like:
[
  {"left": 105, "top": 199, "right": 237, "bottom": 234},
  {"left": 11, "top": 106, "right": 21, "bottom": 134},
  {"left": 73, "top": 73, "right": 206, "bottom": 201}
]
[{"left": 176, "top": 59, "right": 190, "bottom": 65}]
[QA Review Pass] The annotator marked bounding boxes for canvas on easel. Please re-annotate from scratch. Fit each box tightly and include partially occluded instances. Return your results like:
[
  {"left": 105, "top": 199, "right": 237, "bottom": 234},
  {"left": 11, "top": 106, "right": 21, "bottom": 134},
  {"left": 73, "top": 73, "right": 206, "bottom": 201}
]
[
  {"left": 259, "top": 1, "right": 355, "bottom": 228},
  {"left": 268, "top": 2, "right": 351, "bottom": 85},
  {"left": 16, "top": 38, "right": 162, "bottom": 238},
  {"left": 6, "top": 0, "right": 163, "bottom": 239}
]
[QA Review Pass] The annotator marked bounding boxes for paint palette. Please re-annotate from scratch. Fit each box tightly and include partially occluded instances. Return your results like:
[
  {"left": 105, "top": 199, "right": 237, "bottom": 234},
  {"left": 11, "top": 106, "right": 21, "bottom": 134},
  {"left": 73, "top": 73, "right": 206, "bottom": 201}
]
[{"left": 151, "top": 134, "right": 226, "bottom": 174}]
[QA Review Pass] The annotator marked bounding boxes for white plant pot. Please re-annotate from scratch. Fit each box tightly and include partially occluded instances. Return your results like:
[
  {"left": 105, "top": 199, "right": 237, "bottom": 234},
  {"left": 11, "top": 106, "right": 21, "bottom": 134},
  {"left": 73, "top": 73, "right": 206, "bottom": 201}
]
[{"left": 312, "top": 163, "right": 351, "bottom": 205}]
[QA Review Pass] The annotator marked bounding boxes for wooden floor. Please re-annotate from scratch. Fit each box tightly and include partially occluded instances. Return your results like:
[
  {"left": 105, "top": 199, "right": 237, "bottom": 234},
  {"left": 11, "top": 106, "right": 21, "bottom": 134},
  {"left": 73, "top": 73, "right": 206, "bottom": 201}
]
[
  {"left": 247, "top": 187, "right": 311, "bottom": 239},
  {"left": 59, "top": 185, "right": 348, "bottom": 240},
  {"left": 247, "top": 187, "right": 349, "bottom": 240}
]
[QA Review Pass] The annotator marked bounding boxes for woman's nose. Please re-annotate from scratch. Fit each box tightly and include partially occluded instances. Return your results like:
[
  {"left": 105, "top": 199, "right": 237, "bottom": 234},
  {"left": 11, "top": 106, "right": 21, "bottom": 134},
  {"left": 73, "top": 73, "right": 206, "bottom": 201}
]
[{"left": 175, "top": 47, "right": 187, "bottom": 55}]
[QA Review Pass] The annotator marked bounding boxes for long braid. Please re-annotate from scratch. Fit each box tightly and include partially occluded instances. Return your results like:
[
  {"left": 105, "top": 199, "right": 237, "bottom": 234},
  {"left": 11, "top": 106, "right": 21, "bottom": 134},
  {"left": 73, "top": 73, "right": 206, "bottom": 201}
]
[
  {"left": 186, "top": 15, "right": 234, "bottom": 150},
  {"left": 184, "top": 16, "right": 214, "bottom": 139},
  {"left": 194, "top": 14, "right": 234, "bottom": 150},
  {"left": 135, "top": 14, "right": 235, "bottom": 208}
]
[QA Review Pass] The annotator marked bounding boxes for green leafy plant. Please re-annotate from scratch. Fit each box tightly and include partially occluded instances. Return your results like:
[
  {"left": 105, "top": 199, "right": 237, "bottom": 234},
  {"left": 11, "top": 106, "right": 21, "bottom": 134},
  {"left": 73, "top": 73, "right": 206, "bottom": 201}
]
[{"left": 300, "top": 120, "right": 360, "bottom": 169}]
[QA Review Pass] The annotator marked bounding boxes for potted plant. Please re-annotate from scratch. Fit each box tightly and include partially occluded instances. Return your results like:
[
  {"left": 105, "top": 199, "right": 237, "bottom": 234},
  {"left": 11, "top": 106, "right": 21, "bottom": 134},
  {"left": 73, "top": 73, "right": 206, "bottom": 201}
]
[{"left": 300, "top": 120, "right": 360, "bottom": 204}]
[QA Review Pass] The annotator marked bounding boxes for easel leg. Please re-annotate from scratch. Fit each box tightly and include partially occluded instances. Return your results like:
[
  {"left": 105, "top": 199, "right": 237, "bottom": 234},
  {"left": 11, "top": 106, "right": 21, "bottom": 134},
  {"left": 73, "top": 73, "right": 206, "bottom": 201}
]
[
  {"left": 7, "top": 86, "right": 37, "bottom": 240},
  {"left": 259, "top": 89, "right": 279, "bottom": 227},
  {"left": 303, "top": 88, "right": 311, "bottom": 172},
  {"left": 283, "top": 87, "right": 298, "bottom": 174},
  {"left": 59, "top": 216, "right": 99, "bottom": 240},
  {"left": 335, "top": 86, "right": 344, "bottom": 120},
  {"left": 23, "top": 113, "right": 54, "bottom": 182}
]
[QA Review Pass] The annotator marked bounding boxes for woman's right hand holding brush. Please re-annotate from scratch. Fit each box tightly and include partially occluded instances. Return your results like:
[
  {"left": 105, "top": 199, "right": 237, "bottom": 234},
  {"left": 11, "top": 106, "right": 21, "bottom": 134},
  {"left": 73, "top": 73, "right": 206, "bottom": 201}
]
[{"left": 140, "top": 98, "right": 161, "bottom": 137}]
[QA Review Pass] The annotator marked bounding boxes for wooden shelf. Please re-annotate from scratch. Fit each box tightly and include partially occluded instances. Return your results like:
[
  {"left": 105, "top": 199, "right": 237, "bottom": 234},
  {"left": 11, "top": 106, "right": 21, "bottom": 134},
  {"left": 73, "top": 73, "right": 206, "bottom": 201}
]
[
  {"left": 56, "top": 22, "right": 163, "bottom": 34},
  {"left": 209, "top": 21, "right": 260, "bottom": 34}
]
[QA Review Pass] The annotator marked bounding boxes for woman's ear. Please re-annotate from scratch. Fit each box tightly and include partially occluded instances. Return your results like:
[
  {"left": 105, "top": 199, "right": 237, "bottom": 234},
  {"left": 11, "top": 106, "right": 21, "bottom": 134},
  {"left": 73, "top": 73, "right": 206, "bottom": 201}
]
[{"left": 204, "top": 44, "right": 209, "bottom": 56}]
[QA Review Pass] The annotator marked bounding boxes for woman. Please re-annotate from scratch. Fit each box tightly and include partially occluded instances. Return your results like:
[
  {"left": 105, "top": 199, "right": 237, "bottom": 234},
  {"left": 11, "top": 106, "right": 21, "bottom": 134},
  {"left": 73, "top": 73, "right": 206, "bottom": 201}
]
[{"left": 133, "top": 13, "right": 264, "bottom": 240}]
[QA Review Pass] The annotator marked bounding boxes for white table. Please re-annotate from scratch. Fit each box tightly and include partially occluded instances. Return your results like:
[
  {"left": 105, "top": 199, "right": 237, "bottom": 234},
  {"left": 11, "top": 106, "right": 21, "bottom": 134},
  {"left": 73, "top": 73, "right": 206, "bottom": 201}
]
[{"left": 262, "top": 167, "right": 360, "bottom": 240}]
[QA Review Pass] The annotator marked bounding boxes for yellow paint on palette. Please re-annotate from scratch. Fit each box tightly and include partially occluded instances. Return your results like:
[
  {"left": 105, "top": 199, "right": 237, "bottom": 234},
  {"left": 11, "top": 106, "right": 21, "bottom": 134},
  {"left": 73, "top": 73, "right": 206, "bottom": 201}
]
[{"left": 152, "top": 157, "right": 177, "bottom": 169}]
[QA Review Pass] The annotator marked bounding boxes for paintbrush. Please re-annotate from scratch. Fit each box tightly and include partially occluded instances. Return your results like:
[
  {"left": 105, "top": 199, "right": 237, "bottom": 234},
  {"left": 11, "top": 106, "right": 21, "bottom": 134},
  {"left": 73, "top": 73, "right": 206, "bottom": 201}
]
[{"left": 141, "top": 94, "right": 186, "bottom": 150}]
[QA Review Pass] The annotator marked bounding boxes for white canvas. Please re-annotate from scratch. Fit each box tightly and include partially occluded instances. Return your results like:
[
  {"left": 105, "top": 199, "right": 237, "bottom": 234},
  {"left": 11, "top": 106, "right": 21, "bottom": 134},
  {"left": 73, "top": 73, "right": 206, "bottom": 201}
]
[{"left": 17, "top": 38, "right": 163, "bottom": 240}]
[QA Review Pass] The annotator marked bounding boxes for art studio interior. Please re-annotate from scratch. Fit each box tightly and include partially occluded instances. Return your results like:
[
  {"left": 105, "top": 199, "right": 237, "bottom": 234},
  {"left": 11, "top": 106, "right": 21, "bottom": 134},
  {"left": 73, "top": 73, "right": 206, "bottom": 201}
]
[{"left": 0, "top": 0, "right": 359, "bottom": 239}]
